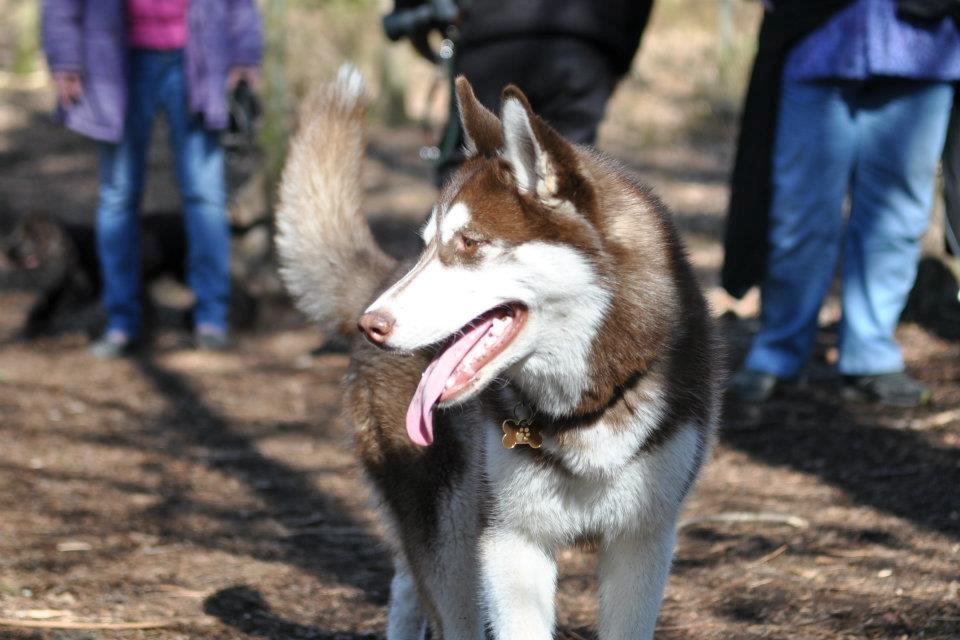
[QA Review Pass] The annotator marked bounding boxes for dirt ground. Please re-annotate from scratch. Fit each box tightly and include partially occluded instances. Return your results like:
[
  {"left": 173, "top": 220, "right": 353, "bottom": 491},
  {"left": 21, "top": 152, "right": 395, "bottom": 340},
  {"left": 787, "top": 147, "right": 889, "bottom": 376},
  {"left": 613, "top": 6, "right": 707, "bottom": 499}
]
[{"left": 2, "top": 17, "right": 960, "bottom": 640}]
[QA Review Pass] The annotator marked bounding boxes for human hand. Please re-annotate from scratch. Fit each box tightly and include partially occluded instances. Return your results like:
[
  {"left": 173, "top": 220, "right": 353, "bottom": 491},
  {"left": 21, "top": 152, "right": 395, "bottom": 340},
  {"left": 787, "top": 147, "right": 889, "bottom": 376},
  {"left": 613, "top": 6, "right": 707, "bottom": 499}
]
[
  {"left": 53, "top": 71, "right": 83, "bottom": 110},
  {"left": 227, "top": 66, "right": 260, "bottom": 93}
]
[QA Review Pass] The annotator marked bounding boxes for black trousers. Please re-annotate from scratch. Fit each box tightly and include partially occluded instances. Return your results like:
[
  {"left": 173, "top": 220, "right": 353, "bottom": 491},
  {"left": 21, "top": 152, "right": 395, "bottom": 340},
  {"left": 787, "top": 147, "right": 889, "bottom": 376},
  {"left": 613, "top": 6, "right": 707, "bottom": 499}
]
[{"left": 943, "top": 96, "right": 960, "bottom": 257}]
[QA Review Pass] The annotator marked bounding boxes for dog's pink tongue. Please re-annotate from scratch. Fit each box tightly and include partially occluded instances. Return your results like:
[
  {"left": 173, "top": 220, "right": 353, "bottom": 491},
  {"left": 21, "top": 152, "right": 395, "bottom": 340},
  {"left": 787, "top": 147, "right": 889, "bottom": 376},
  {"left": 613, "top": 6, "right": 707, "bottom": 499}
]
[{"left": 405, "top": 318, "right": 494, "bottom": 446}]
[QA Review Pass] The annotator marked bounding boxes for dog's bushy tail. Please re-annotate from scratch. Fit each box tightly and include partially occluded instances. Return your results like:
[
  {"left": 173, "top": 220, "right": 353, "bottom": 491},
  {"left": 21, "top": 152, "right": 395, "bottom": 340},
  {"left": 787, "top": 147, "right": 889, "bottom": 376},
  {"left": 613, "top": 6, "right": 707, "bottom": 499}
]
[{"left": 276, "top": 65, "right": 396, "bottom": 336}]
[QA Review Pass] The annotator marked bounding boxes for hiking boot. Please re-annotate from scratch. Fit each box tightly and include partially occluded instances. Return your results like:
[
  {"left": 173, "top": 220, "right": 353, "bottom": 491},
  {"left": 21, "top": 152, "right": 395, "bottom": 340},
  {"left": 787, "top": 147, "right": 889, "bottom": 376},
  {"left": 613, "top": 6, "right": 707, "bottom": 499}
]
[
  {"left": 841, "top": 372, "right": 932, "bottom": 408},
  {"left": 89, "top": 330, "right": 135, "bottom": 359},
  {"left": 728, "top": 367, "right": 782, "bottom": 404},
  {"left": 195, "top": 325, "right": 231, "bottom": 352}
]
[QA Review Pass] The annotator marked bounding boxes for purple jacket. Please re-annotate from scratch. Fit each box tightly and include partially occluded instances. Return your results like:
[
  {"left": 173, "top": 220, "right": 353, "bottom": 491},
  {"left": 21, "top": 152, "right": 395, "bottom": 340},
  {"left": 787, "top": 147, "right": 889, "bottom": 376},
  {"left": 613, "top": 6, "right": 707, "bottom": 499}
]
[
  {"left": 41, "top": 0, "right": 262, "bottom": 142},
  {"left": 785, "top": 0, "right": 960, "bottom": 82}
]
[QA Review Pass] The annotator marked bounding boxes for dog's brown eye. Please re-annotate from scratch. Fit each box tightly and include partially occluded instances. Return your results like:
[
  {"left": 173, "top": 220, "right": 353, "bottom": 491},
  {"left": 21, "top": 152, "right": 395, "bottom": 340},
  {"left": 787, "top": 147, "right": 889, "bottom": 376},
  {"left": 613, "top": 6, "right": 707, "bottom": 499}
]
[{"left": 459, "top": 233, "right": 482, "bottom": 252}]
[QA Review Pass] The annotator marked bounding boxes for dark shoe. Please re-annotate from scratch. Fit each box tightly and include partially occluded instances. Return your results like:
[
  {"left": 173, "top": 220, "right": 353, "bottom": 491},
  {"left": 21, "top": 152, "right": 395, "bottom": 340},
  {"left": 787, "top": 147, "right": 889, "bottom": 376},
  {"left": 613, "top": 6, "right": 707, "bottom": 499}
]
[
  {"left": 728, "top": 368, "right": 781, "bottom": 403},
  {"left": 842, "top": 372, "right": 932, "bottom": 407},
  {"left": 195, "top": 325, "right": 231, "bottom": 352},
  {"left": 89, "top": 330, "right": 135, "bottom": 359}
]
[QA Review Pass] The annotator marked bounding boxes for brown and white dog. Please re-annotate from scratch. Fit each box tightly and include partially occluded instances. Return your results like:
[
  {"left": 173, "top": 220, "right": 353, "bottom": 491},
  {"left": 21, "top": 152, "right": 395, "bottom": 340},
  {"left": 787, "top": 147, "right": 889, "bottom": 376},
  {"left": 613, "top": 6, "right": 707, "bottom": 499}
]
[{"left": 276, "top": 66, "right": 720, "bottom": 640}]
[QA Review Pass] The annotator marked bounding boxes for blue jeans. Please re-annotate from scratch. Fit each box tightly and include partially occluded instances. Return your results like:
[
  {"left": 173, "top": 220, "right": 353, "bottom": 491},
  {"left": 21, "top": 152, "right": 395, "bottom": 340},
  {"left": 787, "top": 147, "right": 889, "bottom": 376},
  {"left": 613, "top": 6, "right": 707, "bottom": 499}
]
[
  {"left": 97, "top": 49, "right": 229, "bottom": 337},
  {"left": 746, "top": 78, "right": 954, "bottom": 378}
]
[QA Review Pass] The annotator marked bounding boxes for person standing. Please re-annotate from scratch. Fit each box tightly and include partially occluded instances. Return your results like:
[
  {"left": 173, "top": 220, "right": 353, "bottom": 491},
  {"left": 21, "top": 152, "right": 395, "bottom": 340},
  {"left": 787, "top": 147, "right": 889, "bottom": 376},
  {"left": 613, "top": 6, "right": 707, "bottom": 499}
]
[
  {"left": 428, "top": 0, "right": 652, "bottom": 184},
  {"left": 41, "top": 0, "right": 262, "bottom": 357},
  {"left": 728, "top": 0, "right": 960, "bottom": 406}
]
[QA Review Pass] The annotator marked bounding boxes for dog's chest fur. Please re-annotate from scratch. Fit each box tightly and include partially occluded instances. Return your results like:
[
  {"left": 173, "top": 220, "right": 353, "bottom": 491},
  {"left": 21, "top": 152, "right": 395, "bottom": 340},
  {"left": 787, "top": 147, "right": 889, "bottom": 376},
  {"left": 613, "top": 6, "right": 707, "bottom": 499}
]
[{"left": 477, "top": 385, "right": 701, "bottom": 547}]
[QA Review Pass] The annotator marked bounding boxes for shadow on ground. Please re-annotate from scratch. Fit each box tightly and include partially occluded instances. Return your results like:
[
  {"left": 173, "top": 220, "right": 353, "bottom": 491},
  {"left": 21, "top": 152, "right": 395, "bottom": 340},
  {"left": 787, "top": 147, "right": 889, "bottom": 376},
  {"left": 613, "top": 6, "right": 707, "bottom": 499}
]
[
  {"left": 205, "top": 585, "right": 379, "bottom": 640},
  {"left": 132, "top": 356, "right": 392, "bottom": 600},
  {"left": 720, "top": 318, "right": 960, "bottom": 540},
  {"left": 722, "top": 398, "right": 960, "bottom": 538}
]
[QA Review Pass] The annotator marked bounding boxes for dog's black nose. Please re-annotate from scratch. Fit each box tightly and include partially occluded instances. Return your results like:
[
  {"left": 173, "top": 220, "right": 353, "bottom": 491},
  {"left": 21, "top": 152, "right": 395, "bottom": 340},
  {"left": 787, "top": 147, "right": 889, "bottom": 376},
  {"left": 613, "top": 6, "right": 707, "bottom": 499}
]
[{"left": 358, "top": 310, "right": 395, "bottom": 346}]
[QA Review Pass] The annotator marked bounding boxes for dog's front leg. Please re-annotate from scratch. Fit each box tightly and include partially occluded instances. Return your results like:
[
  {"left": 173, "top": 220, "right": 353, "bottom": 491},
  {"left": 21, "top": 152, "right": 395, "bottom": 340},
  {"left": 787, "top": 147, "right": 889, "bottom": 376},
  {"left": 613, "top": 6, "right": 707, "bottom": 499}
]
[
  {"left": 386, "top": 557, "right": 427, "bottom": 640},
  {"left": 479, "top": 528, "right": 557, "bottom": 640},
  {"left": 597, "top": 527, "right": 676, "bottom": 640}
]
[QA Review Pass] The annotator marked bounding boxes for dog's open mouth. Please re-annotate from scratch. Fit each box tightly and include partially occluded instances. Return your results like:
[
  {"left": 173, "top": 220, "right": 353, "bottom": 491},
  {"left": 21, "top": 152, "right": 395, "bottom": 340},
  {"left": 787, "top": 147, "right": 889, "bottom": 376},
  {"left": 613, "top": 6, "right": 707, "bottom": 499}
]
[
  {"left": 438, "top": 303, "right": 528, "bottom": 402},
  {"left": 405, "top": 302, "right": 527, "bottom": 446}
]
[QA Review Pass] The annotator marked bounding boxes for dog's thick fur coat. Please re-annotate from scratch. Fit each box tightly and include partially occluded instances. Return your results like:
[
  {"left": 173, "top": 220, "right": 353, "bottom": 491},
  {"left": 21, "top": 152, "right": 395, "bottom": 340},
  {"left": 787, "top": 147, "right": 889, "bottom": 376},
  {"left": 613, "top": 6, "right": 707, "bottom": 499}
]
[{"left": 276, "top": 67, "right": 720, "bottom": 640}]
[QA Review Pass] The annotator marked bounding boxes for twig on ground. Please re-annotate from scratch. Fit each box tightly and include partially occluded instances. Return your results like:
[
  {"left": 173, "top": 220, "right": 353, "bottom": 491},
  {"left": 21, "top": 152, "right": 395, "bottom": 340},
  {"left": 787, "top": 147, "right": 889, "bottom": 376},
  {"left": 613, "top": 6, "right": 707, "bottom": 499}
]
[
  {"left": 751, "top": 543, "right": 789, "bottom": 565},
  {"left": 679, "top": 511, "right": 810, "bottom": 530},
  {"left": 818, "top": 547, "right": 895, "bottom": 559},
  {"left": 0, "top": 617, "right": 214, "bottom": 630}
]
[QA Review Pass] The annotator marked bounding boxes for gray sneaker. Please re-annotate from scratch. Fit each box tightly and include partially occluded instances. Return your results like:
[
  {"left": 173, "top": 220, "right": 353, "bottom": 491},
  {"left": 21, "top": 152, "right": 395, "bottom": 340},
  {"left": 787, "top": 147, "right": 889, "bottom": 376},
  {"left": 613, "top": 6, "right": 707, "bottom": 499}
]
[
  {"left": 841, "top": 372, "right": 932, "bottom": 408},
  {"left": 195, "top": 325, "right": 231, "bottom": 352},
  {"left": 89, "top": 330, "right": 135, "bottom": 359},
  {"left": 728, "top": 367, "right": 781, "bottom": 404}
]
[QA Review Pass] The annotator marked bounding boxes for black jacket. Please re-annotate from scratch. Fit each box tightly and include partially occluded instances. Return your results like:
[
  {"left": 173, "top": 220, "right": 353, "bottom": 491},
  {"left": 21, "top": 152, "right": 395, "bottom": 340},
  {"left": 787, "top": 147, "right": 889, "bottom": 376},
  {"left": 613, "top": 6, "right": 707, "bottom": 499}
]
[{"left": 458, "top": 0, "right": 652, "bottom": 74}]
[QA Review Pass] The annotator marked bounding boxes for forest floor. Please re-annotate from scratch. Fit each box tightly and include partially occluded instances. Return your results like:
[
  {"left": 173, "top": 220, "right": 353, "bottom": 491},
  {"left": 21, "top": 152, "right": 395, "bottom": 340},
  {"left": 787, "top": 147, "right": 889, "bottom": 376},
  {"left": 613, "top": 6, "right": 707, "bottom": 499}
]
[{"left": 1, "top": 16, "right": 959, "bottom": 639}]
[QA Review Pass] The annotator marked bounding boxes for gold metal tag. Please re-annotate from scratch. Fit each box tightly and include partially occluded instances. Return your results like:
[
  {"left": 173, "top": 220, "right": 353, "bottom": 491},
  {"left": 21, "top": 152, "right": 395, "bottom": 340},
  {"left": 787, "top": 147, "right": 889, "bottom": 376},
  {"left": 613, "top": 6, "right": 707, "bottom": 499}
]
[{"left": 501, "top": 418, "right": 543, "bottom": 449}]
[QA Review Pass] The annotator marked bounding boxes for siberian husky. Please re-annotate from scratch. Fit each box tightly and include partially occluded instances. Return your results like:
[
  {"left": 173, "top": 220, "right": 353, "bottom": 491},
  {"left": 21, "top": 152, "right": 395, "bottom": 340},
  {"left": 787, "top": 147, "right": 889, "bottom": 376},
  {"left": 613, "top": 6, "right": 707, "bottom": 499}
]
[{"left": 276, "top": 67, "right": 720, "bottom": 640}]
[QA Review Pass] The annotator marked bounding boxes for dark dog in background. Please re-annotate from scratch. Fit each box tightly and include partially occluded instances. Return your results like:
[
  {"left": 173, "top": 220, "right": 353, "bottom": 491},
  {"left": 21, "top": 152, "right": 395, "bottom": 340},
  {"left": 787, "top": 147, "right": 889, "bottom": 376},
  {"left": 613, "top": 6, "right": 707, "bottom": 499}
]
[{"left": 2, "top": 211, "right": 259, "bottom": 338}]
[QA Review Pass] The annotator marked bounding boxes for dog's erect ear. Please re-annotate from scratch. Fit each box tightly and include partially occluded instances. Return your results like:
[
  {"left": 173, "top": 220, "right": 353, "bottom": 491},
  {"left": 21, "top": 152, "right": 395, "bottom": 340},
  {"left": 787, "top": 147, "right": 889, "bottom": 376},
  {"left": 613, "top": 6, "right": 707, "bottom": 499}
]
[
  {"left": 499, "top": 85, "right": 583, "bottom": 207},
  {"left": 455, "top": 76, "right": 502, "bottom": 157}
]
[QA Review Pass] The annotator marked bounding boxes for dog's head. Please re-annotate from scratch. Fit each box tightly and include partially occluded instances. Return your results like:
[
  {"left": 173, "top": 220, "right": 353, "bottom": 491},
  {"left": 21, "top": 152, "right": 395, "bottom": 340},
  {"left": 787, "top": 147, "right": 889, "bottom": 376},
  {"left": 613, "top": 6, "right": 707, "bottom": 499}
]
[
  {"left": 360, "top": 79, "right": 615, "bottom": 444},
  {"left": 0, "top": 215, "right": 66, "bottom": 272}
]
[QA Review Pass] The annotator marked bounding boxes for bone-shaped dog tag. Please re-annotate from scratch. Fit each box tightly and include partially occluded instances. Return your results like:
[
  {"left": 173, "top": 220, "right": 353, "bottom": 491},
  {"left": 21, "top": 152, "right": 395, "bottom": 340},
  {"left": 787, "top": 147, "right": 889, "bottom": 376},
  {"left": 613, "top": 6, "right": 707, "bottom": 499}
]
[{"left": 501, "top": 418, "right": 543, "bottom": 449}]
